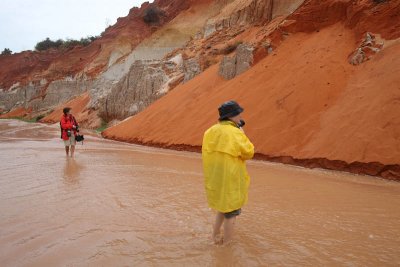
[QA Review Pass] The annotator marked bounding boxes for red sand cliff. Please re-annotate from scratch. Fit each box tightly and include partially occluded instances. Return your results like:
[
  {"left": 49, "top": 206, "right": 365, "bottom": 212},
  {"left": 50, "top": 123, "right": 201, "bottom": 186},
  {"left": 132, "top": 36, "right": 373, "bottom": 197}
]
[
  {"left": 282, "top": 0, "right": 400, "bottom": 40},
  {"left": 0, "top": 0, "right": 196, "bottom": 90},
  {"left": 103, "top": 0, "right": 400, "bottom": 180}
]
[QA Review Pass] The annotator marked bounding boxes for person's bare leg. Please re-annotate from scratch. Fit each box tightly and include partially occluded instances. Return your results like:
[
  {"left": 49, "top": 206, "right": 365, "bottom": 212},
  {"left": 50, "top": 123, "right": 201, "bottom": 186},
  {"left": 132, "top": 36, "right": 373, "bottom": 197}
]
[
  {"left": 65, "top": 146, "right": 69, "bottom": 156},
  {"left": 223, "top": 216, "right": 236, "bottom": 245},
  {"left": 212, "top": 212, "right": 225, "bottom": 245},
  {"left": 70, "top": 145, "right": 75, "bottom": 158}
]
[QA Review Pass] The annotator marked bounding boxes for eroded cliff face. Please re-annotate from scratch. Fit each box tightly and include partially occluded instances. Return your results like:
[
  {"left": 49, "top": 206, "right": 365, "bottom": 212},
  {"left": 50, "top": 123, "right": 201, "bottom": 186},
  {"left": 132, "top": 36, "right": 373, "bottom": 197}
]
[
  {"left": 0, "top": 0, "right": 199, "bottom": 120},
  {"left": 219, "top": 43, "right": 254, "bottom": 80},
  {"left": 0, "top": 78, "right": 91, "bottom": 115},
  {"left": 101, "top": 0, "right": 400, "bottom": 180},
  {"left": 83, "top": 0, "right": 283, "bottom": 121},
  {"left": 205, "top": 0, "right": 273, "bottom": 32},
  {"left": 86, "top": 0, "right": 223, "bottom": 120},
  {"left": 0, "top": 0, "right": 288, "bottom": 122},
  {"left": 281, "top": 0, "right": 400, "bottom": 40},
  {"left": 99, "top": 60, "right": 172, "bottom": 120},
  {"left": 180, "top": 0, "right": 297, "bottom": 81}
]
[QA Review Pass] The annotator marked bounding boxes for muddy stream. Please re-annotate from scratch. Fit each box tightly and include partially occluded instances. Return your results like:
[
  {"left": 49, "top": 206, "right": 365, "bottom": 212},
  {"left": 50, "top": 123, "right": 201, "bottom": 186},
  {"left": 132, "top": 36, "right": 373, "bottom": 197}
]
[{"left": 0, "top": 120, "right": 399, "bottom": 266}]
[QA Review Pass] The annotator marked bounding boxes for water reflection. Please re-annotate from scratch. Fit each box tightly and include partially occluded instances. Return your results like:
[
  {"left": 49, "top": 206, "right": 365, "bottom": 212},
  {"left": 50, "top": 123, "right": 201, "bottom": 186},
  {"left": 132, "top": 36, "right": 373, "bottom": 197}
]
[
  {"left": 63, "top": 158, "right": 83, "bottom": 184},
  {"left": 211, "top": 244, "right": 238, "bottom": 267}
]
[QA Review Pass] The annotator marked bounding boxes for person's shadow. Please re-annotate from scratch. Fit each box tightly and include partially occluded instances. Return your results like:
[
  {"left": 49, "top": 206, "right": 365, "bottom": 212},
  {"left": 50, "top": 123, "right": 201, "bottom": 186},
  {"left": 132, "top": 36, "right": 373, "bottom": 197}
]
[{"left": 63, "top": 158, "right": 83, "bottom": 185}]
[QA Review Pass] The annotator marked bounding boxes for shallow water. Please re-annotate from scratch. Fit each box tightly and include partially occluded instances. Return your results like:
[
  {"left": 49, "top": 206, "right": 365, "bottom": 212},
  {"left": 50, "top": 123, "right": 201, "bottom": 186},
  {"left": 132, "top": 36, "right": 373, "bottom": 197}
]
[{"left": 0, "top": 120, "right": 399, "bottom": 266}]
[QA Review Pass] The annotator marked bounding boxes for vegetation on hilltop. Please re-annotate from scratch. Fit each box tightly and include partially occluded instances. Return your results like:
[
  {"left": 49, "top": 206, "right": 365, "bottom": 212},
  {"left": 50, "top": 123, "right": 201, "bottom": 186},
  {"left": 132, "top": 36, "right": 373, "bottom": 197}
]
[
  {"left": 1, "top": 48, "right": 12, "bottom": 55},
  {"left": 34, "top": 36, "right": 99, "bottom": 51}
]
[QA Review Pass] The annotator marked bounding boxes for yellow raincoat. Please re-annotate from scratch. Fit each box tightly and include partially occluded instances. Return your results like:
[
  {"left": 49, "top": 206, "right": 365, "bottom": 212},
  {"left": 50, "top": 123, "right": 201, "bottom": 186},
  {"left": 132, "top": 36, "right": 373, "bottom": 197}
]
[{"left": 202, "top": 120, "right": 254, "bottom": 213}]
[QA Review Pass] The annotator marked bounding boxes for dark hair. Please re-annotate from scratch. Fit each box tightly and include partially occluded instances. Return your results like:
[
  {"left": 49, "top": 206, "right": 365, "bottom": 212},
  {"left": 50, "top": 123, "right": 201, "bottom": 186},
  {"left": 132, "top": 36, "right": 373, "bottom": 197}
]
[{"left": 63, "top": 107, "right": 71, "bottom": 114}]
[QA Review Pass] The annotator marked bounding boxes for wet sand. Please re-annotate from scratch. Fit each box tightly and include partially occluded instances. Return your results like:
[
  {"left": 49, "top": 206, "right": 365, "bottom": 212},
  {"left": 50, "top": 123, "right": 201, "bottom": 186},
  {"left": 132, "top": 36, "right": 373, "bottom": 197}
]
[{"left": 1, "top": 120, "right": 399, "bottom": 266}]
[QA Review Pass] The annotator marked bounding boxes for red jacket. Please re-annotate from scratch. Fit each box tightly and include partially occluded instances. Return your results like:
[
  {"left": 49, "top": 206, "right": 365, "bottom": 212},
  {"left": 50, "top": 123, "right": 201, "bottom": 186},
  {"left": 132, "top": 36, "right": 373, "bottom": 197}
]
[{"left": 60, "top": 114, "right": 78, "bottom": 140}]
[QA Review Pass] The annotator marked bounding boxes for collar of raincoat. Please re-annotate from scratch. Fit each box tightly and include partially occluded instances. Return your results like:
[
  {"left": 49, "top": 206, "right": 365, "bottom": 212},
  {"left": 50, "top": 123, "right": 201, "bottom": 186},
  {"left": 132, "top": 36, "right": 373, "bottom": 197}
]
[{"left": 219, "top": 120, "right": 237, "bottom": 128}]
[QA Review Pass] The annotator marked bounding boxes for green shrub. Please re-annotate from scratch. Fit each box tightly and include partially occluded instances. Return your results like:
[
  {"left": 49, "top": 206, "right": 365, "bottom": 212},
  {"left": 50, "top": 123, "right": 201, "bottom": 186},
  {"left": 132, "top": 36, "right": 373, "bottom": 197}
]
[
  {"left": 35, "top": 115, "right": 45, "bottom": 121},
  {"left": 35, "top": 38, "right": 62, "bottom": 51},
  {"left": 35, "top": 36, "right": 99, "bottom": 51},
  {"left": 143, "top": 6, "right": 164, "bottom": 24},
  {"left": 1, "top": 48, "right": 12, "bottom": 55},
  {"left": 96, "top": 120, "right": 108, "bottom": 133}
]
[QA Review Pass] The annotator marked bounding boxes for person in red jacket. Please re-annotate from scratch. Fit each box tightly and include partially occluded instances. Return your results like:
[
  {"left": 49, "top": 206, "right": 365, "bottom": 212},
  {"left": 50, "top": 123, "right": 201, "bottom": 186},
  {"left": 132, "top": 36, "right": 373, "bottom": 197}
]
[{"left": 60, "top": 107, "right": 79, "bottom": 157}]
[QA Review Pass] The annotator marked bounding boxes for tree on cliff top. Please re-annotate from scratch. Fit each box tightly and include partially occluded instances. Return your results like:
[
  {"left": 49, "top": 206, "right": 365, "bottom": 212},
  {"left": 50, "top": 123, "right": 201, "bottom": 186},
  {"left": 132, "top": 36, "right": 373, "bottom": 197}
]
[
  {"left": 1, "top": 48, "right": 12, "bottom": 55},
  {"left": 35, "top": 38, "right": 63, "bottom": 51},
  {"left": 143, "top": 6, "right": 165, "bottom": 25},
  {"left": 34, "top": 36, "right": 99, "bottom": 51}
]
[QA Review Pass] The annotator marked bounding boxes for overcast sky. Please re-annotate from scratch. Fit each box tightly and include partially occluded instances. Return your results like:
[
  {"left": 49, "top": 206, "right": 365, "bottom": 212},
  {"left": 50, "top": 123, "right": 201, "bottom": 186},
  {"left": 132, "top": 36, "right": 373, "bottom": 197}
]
[{"left": 0, "top": 0, "right": 148, "bottom": 53}]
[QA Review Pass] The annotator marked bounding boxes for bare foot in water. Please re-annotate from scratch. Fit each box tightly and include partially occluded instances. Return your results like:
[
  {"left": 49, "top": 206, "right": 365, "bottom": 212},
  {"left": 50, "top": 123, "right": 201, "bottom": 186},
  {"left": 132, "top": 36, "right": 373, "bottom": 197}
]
[{"left": 213, "top": 234, "right": 224, "bottom": 245}]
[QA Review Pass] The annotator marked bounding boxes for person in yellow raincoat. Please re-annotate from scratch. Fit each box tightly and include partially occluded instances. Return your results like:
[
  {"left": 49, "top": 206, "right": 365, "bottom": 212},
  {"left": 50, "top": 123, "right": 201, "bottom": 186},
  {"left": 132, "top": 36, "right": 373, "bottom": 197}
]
[{"left": 202, "top": 100, "right": 254, "bottom": 245}]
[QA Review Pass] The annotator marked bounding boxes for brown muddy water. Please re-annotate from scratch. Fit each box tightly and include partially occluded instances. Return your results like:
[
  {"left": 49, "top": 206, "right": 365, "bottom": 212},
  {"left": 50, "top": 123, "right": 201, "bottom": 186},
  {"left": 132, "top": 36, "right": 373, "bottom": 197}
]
[{"left": 0, "top": 119, "right": 399, "bottom": 267}]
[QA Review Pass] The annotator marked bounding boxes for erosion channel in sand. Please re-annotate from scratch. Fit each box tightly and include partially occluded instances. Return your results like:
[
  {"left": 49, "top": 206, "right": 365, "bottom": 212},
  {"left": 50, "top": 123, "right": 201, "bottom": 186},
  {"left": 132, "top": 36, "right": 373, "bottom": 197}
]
[{"left": 0, "top": 120, "right": 399, "bottom": 266}]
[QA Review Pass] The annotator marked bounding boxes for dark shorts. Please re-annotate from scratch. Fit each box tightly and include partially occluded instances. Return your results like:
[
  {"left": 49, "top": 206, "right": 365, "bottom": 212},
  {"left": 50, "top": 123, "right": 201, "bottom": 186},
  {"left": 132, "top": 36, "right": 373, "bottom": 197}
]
[{"left": 224, "top": 208, "right": 241, "bottom": 219}]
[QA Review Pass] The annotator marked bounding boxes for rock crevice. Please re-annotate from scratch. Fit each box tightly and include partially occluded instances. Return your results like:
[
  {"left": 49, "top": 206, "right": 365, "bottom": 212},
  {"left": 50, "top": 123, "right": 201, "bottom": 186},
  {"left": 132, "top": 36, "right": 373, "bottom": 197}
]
[{"left": 219, "top": 43, "right": 254, "bottom": 80}]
